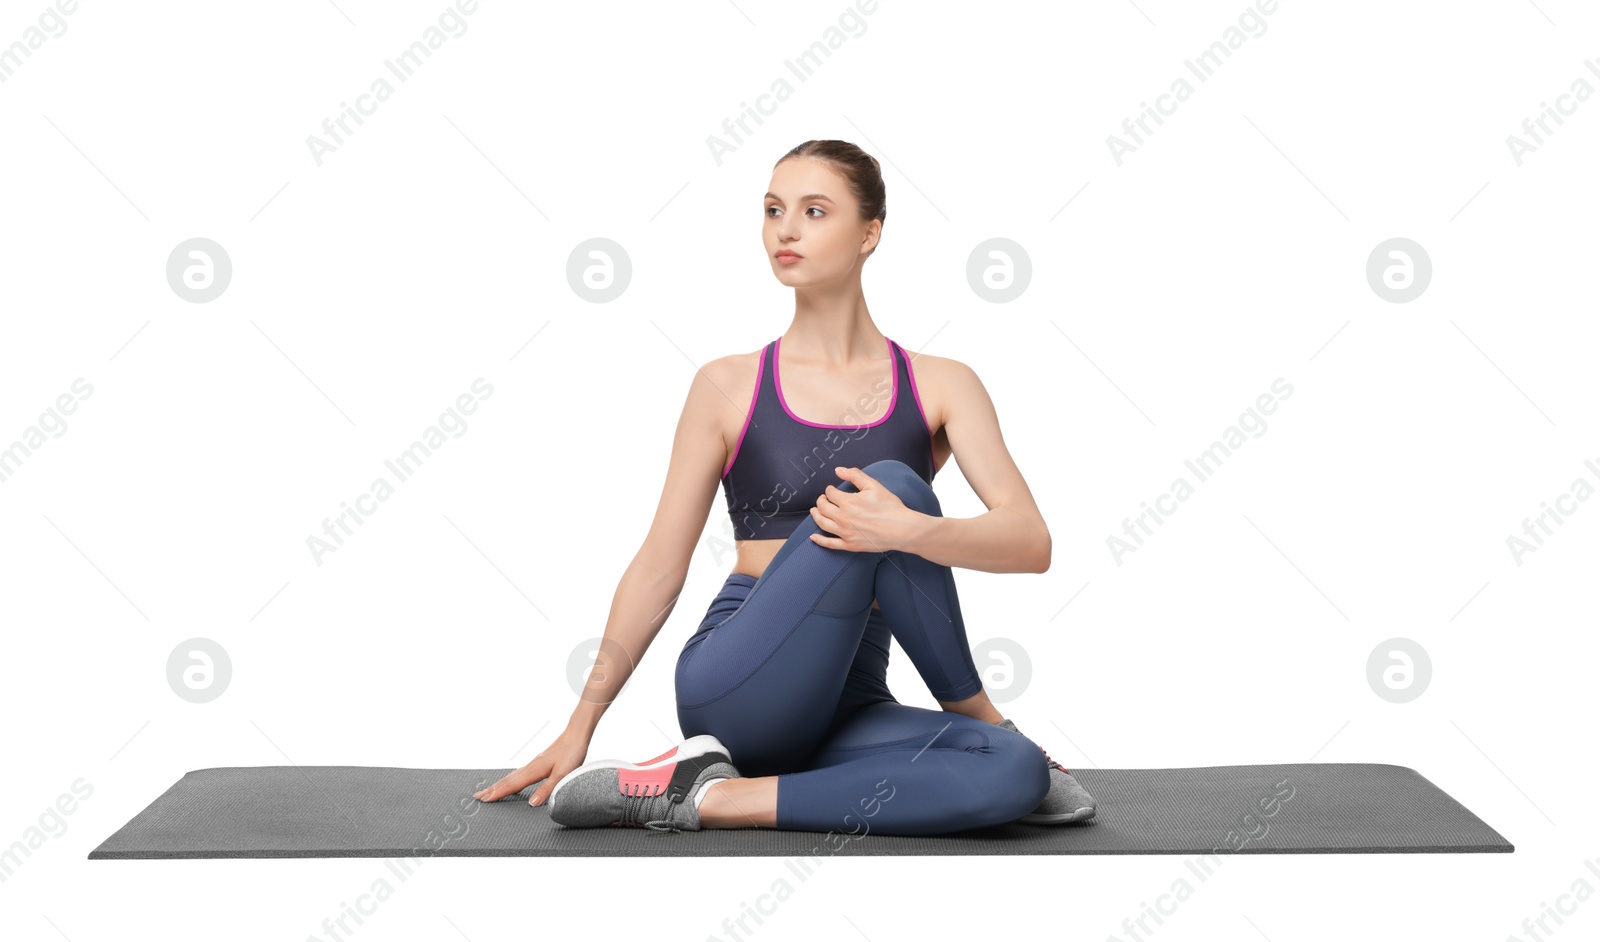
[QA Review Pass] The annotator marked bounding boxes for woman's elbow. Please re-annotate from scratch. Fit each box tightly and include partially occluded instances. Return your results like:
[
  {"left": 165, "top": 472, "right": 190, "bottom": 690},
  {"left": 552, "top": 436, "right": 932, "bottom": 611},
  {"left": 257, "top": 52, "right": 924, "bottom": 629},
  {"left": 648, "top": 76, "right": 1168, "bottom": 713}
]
[{"left": 1032, "top": 526, "right": 1052, "bottom": 573}]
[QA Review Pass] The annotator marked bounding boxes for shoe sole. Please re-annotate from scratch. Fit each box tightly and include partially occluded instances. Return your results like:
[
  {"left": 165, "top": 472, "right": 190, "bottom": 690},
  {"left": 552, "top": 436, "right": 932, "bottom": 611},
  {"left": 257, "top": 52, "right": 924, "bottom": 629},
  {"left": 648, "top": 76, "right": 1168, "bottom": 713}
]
[
  {"left": 1020, "top": 806, "right": 1097, "bottom": 825},
  {"left": 548, "top": 734, "right": 731, "bottom": 804}
]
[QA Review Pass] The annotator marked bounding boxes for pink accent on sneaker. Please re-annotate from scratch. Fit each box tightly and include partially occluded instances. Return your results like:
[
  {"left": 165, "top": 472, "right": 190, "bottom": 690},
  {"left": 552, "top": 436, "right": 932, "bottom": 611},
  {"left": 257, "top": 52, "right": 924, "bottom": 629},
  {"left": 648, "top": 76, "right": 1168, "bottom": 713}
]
[{"left": 617, "top": 763, "right": 674, "bottom": 796}]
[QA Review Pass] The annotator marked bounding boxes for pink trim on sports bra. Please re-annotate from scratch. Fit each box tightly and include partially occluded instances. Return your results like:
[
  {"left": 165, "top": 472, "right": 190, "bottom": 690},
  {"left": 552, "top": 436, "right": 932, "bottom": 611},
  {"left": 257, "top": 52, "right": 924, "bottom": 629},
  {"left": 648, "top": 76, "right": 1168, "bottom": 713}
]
[
  {"left": 721, "top": 346, "right": 765, "bottom": 479},
  {"left": 894, "top": 339, "right": 936, "bottom": 443},
  {"left": 773, "top": 335, "right": 898, "bottom": 429}
]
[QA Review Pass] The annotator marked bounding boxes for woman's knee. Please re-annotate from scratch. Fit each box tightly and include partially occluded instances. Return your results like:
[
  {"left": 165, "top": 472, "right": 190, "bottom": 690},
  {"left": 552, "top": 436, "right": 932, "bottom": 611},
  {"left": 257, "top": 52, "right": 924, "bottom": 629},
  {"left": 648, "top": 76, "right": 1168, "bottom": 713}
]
[
  {"left": 927, "top": 723, "right": 1049, "bottom": 829},
  {"left": 861, "top": 459, "right": 940, "bottom": 515},
  {"left": 987, "top": 730, "right": 1050, "bottom": 822}
]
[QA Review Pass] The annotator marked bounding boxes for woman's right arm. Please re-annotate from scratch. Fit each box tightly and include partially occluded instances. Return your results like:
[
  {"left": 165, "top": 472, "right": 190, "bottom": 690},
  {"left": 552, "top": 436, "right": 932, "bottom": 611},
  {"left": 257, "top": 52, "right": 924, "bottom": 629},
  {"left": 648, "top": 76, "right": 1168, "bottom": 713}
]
[{"left": 474, "top": 355, "right": 737, "bottom": 806}]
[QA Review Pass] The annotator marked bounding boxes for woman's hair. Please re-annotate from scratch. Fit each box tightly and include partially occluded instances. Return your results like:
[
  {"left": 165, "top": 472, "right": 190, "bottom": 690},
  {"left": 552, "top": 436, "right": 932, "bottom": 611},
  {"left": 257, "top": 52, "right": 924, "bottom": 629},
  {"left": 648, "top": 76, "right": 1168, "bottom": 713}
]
[{"left": 777, "top": 140, "right": 886, "bottom": 255}]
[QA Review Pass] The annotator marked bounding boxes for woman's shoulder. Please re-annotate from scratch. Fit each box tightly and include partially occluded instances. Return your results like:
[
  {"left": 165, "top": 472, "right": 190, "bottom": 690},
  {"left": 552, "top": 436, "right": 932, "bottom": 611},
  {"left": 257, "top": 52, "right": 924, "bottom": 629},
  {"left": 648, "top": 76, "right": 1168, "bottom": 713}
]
[
  {"left": 699, "top": 343, "right": 765, "bottom": 389},
  {"left": 892, "top": 342, "right": 974, "bottom": 387},
  {"left": 684, "top": 344, "right": 767, "bottom": 421}
]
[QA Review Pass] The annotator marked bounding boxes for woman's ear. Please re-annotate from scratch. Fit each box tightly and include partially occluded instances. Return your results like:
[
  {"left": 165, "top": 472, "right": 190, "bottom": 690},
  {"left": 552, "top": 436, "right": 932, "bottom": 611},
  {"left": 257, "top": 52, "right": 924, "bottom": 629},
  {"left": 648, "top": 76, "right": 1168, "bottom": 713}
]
[{"left": 861, "top": 219, "right": 882, "bottom": 255}]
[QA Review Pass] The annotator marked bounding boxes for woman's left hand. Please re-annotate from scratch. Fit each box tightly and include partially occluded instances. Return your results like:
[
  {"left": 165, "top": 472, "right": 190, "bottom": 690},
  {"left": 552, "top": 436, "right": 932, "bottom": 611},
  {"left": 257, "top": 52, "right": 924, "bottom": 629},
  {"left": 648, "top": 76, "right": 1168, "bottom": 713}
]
[{"left": 808, "top": 466, "right": 921, "bottom": 553}]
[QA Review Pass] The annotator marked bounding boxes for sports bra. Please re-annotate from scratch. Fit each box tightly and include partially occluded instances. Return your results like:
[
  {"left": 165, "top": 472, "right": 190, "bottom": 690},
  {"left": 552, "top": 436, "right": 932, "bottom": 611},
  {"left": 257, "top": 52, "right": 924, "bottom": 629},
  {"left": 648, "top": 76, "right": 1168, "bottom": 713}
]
[{"left": 721, "top": 335, "right": 937, "bottom": 541}]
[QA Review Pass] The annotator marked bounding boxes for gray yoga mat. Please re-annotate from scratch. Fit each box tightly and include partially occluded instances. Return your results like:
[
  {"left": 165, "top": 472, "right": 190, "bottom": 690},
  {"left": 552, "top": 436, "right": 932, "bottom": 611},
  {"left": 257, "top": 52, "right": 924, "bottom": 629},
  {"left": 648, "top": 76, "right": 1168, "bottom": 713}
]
[{"left": 89, "top": 763, "right": 1512, "bottom": 859}]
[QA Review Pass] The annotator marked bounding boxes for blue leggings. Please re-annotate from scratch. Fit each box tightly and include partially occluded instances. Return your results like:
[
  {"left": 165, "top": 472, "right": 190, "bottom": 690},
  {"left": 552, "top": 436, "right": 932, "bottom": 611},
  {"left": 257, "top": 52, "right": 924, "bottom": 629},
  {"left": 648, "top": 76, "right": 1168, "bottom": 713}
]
[{"left": 675, "top": 459, "right": 1050, "bottom": 836}]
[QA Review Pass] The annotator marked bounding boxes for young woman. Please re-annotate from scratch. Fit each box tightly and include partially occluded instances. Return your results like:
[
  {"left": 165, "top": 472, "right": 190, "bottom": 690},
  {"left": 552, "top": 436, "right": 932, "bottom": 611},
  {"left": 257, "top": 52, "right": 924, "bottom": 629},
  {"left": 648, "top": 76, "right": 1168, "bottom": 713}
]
[{"left": 473, "top": 140, "right": 1096, "bottom": 835}]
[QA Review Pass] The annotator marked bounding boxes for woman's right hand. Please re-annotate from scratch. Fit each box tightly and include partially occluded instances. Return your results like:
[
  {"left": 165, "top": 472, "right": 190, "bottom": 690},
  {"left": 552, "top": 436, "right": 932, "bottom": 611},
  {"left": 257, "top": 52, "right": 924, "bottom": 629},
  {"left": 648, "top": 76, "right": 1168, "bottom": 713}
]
[{"left": 473, "top": 726, "right": 591, "bottom": 806}]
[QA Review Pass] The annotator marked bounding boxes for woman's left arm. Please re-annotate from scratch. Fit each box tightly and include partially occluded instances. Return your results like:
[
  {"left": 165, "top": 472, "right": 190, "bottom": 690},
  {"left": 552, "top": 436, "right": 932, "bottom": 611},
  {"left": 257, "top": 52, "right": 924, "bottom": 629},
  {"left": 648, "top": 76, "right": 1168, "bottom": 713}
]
[
  {"left": 807, "top": 356, "right": 1051, "bottom": 573},
  {"left": 900, "top": 358, "right": 1050, "bottom": 574}
]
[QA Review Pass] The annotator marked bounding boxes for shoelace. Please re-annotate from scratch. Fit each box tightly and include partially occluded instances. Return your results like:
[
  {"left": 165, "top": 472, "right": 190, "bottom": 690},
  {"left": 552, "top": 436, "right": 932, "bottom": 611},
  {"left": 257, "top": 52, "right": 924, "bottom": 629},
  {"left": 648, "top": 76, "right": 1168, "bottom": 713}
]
[
  {"left": 1008, "top": 721, "right": 1071, "bottom": 775},
  {"left": 1036, "top": 744, "right": 1071, "bottom": 775},
  {"left": 616, "top": 783, "right": 686, "bottom": 834}
]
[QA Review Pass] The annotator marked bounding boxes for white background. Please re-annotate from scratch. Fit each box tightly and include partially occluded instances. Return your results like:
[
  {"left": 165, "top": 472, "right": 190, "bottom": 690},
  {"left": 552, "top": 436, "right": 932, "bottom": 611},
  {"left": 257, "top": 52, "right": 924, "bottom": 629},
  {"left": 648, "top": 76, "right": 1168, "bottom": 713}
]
[{"left": 2, "top": 0, "right": 1596, "bottom": 939}]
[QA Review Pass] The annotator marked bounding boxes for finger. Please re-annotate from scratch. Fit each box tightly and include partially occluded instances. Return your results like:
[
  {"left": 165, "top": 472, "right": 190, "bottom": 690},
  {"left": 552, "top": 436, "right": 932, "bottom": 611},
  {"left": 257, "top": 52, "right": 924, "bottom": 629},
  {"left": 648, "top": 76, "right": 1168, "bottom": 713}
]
[
  {"left": 809, "top": 532, "right": 845, "bottom": 549},
  {"left": 530, "top": 769, "right": 567, "bottom": 806},
  {"left": 810, "top": 505, "right": 841, "bottom": 533},
  {"left": 475, "top": 760, "right": 543, "bottom": 801},
  {"left": 834, "top": 466, "right": 880, "bottom": 490},
  {"left": 474, "top": 774, "right": 510, "bottom": 800},
  {"left": 474, "top": 774, "right": 519, "bottom": 801}
]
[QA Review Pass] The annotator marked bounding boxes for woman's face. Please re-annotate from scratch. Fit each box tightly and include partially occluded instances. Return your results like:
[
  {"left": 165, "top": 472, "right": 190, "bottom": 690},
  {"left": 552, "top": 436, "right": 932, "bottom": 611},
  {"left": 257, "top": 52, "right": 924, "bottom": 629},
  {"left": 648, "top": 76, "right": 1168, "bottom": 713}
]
[{"left": 763, "top": 157, "right": 878, "bottom": 287}]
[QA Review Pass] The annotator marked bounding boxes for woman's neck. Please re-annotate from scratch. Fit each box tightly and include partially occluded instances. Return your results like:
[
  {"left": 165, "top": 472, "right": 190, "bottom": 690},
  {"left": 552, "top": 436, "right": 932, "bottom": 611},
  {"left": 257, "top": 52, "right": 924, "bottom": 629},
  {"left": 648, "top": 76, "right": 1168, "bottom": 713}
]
[{"left": 782, "top": 293, "right": 880, "bottom": 364}]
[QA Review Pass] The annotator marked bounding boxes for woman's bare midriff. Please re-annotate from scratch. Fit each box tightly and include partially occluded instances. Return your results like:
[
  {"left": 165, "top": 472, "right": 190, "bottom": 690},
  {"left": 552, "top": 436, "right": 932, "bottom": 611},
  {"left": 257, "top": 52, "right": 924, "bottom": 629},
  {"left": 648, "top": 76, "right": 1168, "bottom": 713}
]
[{"left": 732, "top": 537, "right": 882, "bottom": 610}]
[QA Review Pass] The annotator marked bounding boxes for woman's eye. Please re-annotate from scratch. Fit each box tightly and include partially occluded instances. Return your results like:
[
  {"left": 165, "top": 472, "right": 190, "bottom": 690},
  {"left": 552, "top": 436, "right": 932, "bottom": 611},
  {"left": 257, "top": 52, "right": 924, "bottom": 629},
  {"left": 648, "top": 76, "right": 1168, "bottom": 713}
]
[{"left": 764, "top": 206, "right": 824, "bottom": 218}]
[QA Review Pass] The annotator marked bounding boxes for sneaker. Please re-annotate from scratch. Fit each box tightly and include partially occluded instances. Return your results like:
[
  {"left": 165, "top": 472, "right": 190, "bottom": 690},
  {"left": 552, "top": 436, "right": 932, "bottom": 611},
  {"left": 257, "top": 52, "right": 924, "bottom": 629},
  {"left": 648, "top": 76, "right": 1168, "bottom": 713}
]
[
  {"left": 547, "top": 734, "right": 741, "bottom": 832},
  {"left": 998, "top": 717, "right": 1097, "bottom": 824}
]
